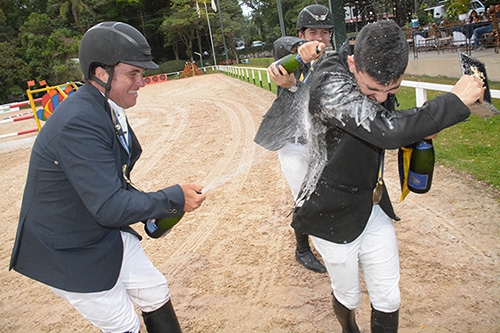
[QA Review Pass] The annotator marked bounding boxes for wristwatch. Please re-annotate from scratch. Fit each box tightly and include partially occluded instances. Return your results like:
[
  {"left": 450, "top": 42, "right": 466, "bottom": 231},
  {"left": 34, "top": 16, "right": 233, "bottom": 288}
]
[{"left": 288, "top": 85, "right": 298, "bottom": 93}]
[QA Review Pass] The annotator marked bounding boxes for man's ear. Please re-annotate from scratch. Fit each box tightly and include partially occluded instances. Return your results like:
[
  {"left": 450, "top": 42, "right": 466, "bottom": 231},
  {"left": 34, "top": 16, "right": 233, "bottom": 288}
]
[
  {"left": 94, "top": 66, "right": 109, "bottom": 83},
  {"left": 347, "top": 55, "right": 356, "bottom": 74},
  {"left": 298, "top": 30, "right": 305, "bottom": 39}
]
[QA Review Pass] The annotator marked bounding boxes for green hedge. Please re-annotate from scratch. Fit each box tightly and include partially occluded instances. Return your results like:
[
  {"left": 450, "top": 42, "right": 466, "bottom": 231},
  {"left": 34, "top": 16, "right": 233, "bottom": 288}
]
[{"left": 246, "top": 57, "right": 274, "bottom": 68}]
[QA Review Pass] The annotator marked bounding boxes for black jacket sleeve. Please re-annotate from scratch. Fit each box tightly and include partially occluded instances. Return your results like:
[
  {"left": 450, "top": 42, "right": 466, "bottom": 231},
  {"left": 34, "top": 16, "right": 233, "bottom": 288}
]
[
  {"left": 310, "top": 61, "right": 470, "bottom": 149},
  {"left": 273, "top": 36, "right": 307, "bottom": 60}
]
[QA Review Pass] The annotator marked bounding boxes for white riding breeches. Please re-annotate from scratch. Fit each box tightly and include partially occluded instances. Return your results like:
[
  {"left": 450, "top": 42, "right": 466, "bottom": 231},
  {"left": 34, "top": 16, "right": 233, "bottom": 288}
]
[
  {"left": 278, "top": 142, "right": 308, "bottom": 200},
  {"left": 311, "top": 205, "right": 401, "bottom": 313},
  {"left": 50, "top": 231, "right": 170, "bottom": 333}
]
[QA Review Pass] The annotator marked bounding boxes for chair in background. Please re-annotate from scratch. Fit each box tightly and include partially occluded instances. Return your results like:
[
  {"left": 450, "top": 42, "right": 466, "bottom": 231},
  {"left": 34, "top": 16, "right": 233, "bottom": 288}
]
[
  {"left": 449, "top": 21, "right": 468, "bottom": 50},
  {"left": 420, "top": 24, "right": 438, "bottom": 52},
  {"left": 436, "top": 22, "right": 456, "bottom": 53}
]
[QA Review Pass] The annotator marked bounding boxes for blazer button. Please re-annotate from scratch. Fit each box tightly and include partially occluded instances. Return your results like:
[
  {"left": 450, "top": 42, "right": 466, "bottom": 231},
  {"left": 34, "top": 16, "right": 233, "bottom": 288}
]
[
  {"left": 54, "top": 160, "right": 59, "bottom": 165},
  {"left": 172, "top": 209, "right": 177, "bottom": 213}
]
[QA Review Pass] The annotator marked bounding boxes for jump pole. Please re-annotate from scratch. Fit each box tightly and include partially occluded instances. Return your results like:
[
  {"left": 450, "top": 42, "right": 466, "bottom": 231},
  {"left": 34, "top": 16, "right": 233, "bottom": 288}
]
[
  {"left": 0, "top": 81, "right": 79, "bottom": 141},
  {"left": 0, "top": 114, "right": 34, "bottom": 125},
  {"left": 0, "top": 98, "right": 42, "bottom": 114},
  {"left": 0, "top": 114, "right": 38, "bottom": 139},
  {"left": 0, "top": 128, "right": 37, "bottom": 140}
]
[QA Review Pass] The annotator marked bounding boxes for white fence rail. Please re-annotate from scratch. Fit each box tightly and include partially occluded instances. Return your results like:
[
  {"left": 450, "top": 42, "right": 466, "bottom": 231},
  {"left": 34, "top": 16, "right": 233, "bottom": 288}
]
[
  {"left": 216, "top": 65, "right": 274, "bottom": 91},
  {"left": 215, "top": 65, "right": 500, "bottom": 107}
]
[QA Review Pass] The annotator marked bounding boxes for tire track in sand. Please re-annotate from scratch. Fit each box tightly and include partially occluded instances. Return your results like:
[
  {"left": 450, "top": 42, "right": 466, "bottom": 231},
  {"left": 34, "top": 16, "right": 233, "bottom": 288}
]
[
  {"left": 163, "top": 97, "right": 259, "bottom": 276},
  {"left": 130, "top": 105, "right": 188, "bottom": 186}
]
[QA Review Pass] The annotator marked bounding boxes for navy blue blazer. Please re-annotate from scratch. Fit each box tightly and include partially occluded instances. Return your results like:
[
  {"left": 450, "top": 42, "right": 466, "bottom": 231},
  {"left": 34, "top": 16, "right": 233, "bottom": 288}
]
[{"left": 10, "top": 83, "right": 185, "bottom": 293}]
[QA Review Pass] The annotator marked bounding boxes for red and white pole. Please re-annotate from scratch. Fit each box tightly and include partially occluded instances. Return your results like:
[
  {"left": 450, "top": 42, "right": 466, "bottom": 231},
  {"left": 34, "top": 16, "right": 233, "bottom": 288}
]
[
  {"left": 0, "top": 128, "right": 37, "bottom": 140},
  {"left": 0, "top": 114, "right": 34, "bottom": 125}
]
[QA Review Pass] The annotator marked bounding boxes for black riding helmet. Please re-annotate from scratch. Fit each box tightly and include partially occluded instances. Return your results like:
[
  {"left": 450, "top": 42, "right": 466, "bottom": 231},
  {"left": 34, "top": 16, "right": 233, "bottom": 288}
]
[
  {"left": 79, "top": 22, "right": 158, "bottom": 128},
  {"left": 79, "top": 22, "right": 158, "bottom": 94},
  {"left": 80, "top": 21, "right": 158, "bottom": 79},
  {"left": 296, "top": 4, "right": 334, "bottom": 31}
]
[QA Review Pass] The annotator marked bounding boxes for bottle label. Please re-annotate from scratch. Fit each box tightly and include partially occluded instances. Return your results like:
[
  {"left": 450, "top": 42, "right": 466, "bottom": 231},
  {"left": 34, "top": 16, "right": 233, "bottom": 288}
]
[
  {"left": 145, "top": 220, "right": 159, "bottom": 233},
  {"left": 416, "top": 141, "right": 433, "bottom": 150},
  {"left": 296, "top": 54, "right": 305, "bottom": 65},
  {"left": 408, "top": 170, "right": 428, "bottom": 190}
]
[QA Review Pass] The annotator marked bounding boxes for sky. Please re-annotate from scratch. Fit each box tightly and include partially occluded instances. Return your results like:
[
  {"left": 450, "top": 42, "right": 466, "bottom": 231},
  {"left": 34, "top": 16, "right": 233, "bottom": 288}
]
[{"left": 239, "top": 1, "right": 253, "bottom": 17}]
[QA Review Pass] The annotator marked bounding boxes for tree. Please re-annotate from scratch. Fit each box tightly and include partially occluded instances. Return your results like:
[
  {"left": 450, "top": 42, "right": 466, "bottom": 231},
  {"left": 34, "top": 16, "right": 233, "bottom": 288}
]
[
  {"left": 46, "top": 28, "right": 81, "bottom": 83},
  {"left": 18, "top": 13, "right": 54, "bottom": 86},
  {"left": 2, "top": 11, "right": 81, "bottom": 103},
  {"left": 160, "top": 0, "right": 204, "bottom": 61},
  {"left": 57, "top": 0, "right": 96, "bottom": 33},
  {"left": 0, "top": 0, "right": 249, "bottom": 101},
  {"left": 211, "top": 0, "right": 246, "bottom": 60},
  {"left": 446, "top": 0, "right": 472, "bottom": 18},
  {"left": 163, "top": 25, "right": 183, "bottom": 60},
  {"left": 0, "top": 3, "right": 49, "bottom": 103},
  {"left": 0, "top": 41, "right": 29, "bottom": 103}
]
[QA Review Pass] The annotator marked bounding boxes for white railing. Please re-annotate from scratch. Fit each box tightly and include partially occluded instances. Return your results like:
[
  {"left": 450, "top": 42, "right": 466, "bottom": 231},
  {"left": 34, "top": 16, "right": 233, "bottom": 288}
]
[
  {"left": 215, "top": 65, "right": 274, "bottom": 91},
  {"left": 215, "top": 65, "right": 500, "bottom": 106},
  {"left": 402, "top": 80, "right": 500, "bottom": 106}
]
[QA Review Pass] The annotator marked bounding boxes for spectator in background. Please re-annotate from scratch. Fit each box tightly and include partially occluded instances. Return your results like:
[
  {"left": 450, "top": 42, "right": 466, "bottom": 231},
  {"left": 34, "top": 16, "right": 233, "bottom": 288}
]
[
  {"left": 473, "top": 3, "right": 500, "bottom": 49},
  {"left": 467, "top": 10, "right": 481, "bottom": 23}
]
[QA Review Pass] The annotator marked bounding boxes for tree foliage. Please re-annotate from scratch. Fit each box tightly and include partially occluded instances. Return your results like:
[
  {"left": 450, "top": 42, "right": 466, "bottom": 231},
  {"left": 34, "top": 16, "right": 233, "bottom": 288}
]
[
  {"left": 1, "top": 0, "right": 431, "bottom": 104},
  {"left": 211, "top": 0, "right": 246, "bottom": 60},
  {"left": 446, "top": 0, "right": 474, "bottom": 17},
  {"left": 242, "top": 0, "right": 421, "bottom": 41},
  {"left": 161, "top": 0, "right": 203, "bottom": 61},
  {"left": 0, "top": 0, "right": 248, "bottom": 103}
]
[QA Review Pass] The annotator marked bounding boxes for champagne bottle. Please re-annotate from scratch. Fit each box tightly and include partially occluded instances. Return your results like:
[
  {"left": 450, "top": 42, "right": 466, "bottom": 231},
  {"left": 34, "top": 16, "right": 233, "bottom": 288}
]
[
  {"left": 272, "top": 53, "right": 305, "bottom": 74},
  {"left": 144, "top": 212, "right": 185, "bottom": 239},
  {"left": 407, "top": 139, "right": 435, "bottom": 194}
]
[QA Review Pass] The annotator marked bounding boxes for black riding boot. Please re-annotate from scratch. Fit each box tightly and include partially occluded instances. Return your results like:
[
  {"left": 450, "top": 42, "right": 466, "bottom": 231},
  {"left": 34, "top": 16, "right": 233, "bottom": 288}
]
[
  {"left": 332, "top": 295, "right": 360, "bottom": 333},
  {"left": 142, "top": 300, "right": 182, "bottom": 333},
  {"left": 371, "top": 306, "right": 399, "bottom": 333},
  {"left": 295, "top": 230, "right": 326, "bottom": 273}
]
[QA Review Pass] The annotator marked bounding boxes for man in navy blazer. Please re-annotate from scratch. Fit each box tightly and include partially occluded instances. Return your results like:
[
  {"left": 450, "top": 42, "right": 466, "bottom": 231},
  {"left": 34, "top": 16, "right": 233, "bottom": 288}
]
[{"left": 9, "top": 22, "right": 205, "bottom": 332}]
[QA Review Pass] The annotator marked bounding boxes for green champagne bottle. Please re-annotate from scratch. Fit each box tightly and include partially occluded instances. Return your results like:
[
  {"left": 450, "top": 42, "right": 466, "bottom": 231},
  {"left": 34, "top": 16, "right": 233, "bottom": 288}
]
[
  {"left": 272, "top": 53, "right": 305, "bottom": 74},
  {"left": 407, "top": 139, "right": 435, "bottom": 194},
  {"left": 144, "top": 212, "right": 185, "bottom": 239}
]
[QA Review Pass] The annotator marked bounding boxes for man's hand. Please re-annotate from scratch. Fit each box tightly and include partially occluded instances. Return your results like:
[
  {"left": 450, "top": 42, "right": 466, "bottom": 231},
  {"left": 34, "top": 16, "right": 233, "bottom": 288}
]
[
  {"left": 451, "top": 75, "right": 485, "bottom": 107},
  {"left": 267, "top": 40, "right": 326, "bottom": 89},
  {"left": 268, "top": 63, "right": 296, "bottom": 88},
  {"left": 180, "top": 183, "right": 206, "bottom": 212},
  {"left": 297, "top": 41, "right": 326, "bottom": 63}
]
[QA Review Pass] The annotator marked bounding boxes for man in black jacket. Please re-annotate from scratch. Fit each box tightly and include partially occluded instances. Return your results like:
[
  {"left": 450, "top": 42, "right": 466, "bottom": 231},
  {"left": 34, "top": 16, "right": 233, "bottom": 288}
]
[
  {"left": 293, "top": 20, "right": 483, "bottom": 331},
  {"left": 10, "top": 22, "right": 205, "bottom": 332},
  {"left": 255, "top": 4, "right": 333, "bottom": 273}
]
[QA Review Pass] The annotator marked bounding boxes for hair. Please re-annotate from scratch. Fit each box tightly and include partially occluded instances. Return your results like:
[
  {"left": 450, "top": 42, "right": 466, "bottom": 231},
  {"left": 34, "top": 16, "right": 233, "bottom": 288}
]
[
  {"left": 353, "top": 20, "right": 409, "bottom": 85},
  {"left": 86, "top": 63, "right": 113, "bottom": 81}
]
